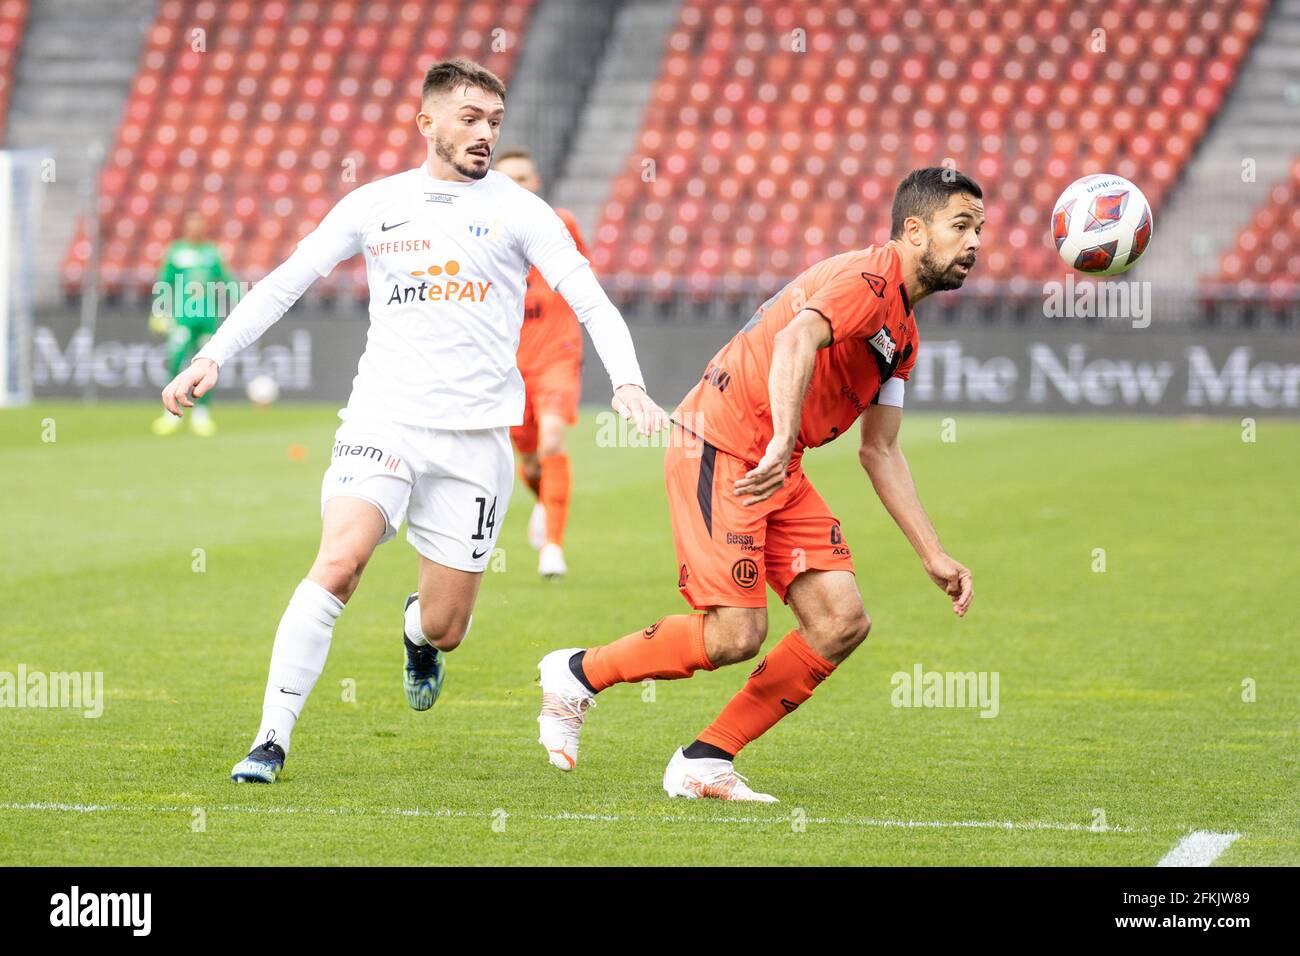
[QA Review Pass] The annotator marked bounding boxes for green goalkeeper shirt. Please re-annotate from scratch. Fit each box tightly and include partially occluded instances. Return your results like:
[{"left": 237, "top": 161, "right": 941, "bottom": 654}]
[{"left": 157, "top": 240, "right": 238, "bottom": 329}]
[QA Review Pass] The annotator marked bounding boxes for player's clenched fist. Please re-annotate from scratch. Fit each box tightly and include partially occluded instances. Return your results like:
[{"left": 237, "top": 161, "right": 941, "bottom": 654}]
[
  {"left": 611, "top": 383, "right": 668, "bottom": 436},
  {"left": 161, "top": 357, "right": 219, "bottom": 417},
  {"left": 923, "top": 552, "right": 974, "bottom": 617}
]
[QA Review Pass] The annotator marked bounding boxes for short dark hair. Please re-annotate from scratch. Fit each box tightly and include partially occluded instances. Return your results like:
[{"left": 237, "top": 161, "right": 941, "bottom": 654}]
[
  {"left": 493, "top": 147, "right": 533, "bottom": 164},
  {"left": 890, "top": 167, "right": 983, "bottom": 238},
  {"left": 421, "top": 58, "right": 506, "bottom": 103}
]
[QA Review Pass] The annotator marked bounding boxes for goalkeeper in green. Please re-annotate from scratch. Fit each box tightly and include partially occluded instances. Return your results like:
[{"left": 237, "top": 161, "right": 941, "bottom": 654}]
[{"left": 150, "top": 213, "right": 238, "bottom": 436}]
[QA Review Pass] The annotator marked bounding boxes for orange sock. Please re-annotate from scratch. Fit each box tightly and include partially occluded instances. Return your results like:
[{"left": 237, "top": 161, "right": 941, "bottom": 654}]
[
  {"left": 539, "top": 453, "right": 571, "bottom": 546},
  {"left": 581, "top": 614, "right": 714, "bottom": 692},
  {"left": 518, "top": 462, "right": 541, "bottom": 498},
  {"left": 696, "top": 630, "right": 836, "bottom": 756}
]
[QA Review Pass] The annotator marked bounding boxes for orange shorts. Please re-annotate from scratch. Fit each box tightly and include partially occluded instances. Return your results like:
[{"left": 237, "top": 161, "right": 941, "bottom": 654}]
[
  {"left": 664, "top": 429, "right": 854, "bottom": 609},
  {"left": 510, "top": 358, "right": 581, "bottom": 454}
]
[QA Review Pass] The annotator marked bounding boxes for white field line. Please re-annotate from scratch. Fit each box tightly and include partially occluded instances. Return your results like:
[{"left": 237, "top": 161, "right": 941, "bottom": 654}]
[
  {"left": 0, "top": 801, "right": 1134, "bottom": 833},
  {"left": 1156, "top": 830, "right": 1241, "bottom": 867}
]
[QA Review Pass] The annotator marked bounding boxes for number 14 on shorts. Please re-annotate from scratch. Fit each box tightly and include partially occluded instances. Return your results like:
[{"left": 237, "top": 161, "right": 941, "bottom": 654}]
[{"left": 472, "top": 496, "right": 498, "bottom": 543}]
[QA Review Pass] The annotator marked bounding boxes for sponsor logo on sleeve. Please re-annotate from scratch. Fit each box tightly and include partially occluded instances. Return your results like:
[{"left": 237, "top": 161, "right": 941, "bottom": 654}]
[{"left": 868, "top": 326, "right": 897, "bottom": 363}]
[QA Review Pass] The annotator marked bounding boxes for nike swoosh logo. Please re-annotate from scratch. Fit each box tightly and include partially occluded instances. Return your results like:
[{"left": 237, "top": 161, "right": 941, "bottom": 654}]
[
  {"left": 471, "top": 548, "right": 488, "bottom": 559},
  {"left": 278, "top": 688, "right": 302, "bottom": 696},
  {"left": 381, "top": 220, "right": 410, "bottom": 232}
]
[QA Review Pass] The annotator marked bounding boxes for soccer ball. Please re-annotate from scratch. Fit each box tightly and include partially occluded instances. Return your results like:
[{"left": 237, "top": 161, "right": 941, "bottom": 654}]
[
  {"left": 1051, "top": 174, "right": 1153, "bottom": 276},
  {"left": 246, "top": 374, "right": 280, "bottom": 407}
]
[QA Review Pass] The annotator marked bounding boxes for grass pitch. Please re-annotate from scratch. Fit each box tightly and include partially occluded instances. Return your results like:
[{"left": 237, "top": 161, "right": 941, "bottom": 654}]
[{"left": 1, "top": 402, "right": 1296, "bottom": 866}]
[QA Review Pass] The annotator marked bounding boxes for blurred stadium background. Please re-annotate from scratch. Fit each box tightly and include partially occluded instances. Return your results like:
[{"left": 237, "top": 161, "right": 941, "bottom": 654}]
[
  {"left": 2, "top": 1, "right": 1299, "bottom": 870},
  {"left": 1, "top": 0, "right": 1298, "bottom": 413}
]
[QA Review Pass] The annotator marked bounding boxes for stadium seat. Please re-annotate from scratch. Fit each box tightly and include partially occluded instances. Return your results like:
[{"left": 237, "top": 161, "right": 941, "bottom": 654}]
[
  {"left": 594, "top": 0, "right": 1268, "bottom": 291},
  {"left": 0, "top": 0, "right": 29, "bottom": 143},
  {"left": 61, "top": 0, "right": 536, "bottom": 297},
  {"left": 1215, "top": 156, "right": 1300, "bottom": 308}
]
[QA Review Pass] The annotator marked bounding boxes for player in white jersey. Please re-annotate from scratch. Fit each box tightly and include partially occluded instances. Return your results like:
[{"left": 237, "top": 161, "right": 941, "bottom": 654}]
[{"left": 159, "top": 59, "right": 667, "bottom": 783}]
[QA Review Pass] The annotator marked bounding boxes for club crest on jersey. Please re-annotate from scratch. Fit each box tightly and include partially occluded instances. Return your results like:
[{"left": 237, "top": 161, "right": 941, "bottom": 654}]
[
  {"left": 467, "top": 219, "right": 491, "bottom": 238},
  {"left": 868, "top": 326, "right": 897, "bottom": 363}
]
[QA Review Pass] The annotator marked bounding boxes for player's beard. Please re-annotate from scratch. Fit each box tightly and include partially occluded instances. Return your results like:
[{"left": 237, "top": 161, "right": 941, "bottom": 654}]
[
  {"left": 434, "top": 134, "right": 490, "bottom": 181},
  {"left": 916, "top": 244, "right": 975, "bottom": 293}
]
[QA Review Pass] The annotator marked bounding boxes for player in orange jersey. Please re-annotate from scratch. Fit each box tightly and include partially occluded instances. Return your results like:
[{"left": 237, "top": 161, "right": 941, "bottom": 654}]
[
  {"left": 495, "top": 148, "right": 587, "bottom": 579},
  {"left": 537, "top": 168, "right": 982, "bottom": 799}
]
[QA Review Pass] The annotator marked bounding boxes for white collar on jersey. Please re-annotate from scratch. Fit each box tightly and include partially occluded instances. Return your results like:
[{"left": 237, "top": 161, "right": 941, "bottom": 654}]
[{"left": 417, "top": 160, "right": 489, "bottom": 189}]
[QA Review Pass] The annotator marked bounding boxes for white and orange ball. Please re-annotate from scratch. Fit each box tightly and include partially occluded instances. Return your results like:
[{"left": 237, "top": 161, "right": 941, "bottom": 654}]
[{"left": 1051, "top": 174, "right": 1153, "bottom": 276}]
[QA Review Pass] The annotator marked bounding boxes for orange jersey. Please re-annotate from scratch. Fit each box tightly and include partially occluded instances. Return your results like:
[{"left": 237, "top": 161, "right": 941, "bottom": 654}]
[
  {"left": 673, "top": 243, "right": 919, "bottom": 465},
  {"left": 516, "top": 207, "right": 589, "bottom": 377}
]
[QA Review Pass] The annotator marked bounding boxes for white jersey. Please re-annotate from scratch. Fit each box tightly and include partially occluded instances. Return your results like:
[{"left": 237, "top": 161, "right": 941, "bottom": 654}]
[{"left": 197, "top": 165, "right": 643, "bottom": 429}]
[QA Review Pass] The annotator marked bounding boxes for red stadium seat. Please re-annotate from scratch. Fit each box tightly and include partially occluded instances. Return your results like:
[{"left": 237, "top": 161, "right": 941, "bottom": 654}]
[
  {"left": 61, "top": 0, "right": 537, "bottom": 295},
  {"left": 593, "top": 0, "right": 1268, "bottom": 287},
  {"left": 1217, "top": 158, "right": 1300, "bottom": 296},
  {"left": 0, "top": 0, "right": 28, "bottom": 140}
]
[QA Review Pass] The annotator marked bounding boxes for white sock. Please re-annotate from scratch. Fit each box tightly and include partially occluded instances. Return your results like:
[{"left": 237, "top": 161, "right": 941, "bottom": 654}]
[
  {"left": 250, "top": 579, "right": 344, "bottom": 756},
  {"left": 404, "top": 597, "right": 471, "bottom": 649},
  {"left": 404, "top": 597, "right": 428, "bottom": 646}
]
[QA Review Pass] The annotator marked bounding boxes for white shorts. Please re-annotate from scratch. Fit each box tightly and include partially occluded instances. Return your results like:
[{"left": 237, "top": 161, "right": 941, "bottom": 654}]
[{"left": 320, "top": 417, "right": 515, "bottom": 572}]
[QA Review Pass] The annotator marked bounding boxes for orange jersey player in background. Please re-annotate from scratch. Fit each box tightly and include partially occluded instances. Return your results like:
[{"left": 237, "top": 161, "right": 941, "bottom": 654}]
[
  {"left": 538, "top": 167, "right": 982, "bottom": 800},
  {"left": 495, "top": 148, "right": 588, "bottom": 579}
]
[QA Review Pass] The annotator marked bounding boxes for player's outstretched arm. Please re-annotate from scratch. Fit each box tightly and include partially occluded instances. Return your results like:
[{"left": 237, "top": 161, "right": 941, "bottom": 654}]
[
  {"left": 858, "top": 403, "right": 973, "bottom": 616},
  {"left": 516, "top": 191, "right": 667, "bottom": 435},
  {"left": 734, "top": 309, "right": 830, "bottom": 506},
  {"left": 552, "top": 264, "right": 667, "bottom": 436}
]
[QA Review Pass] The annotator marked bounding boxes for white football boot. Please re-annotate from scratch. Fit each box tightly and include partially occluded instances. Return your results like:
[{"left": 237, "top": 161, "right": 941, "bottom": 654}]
[
  {"left": 527, "top": 502, "right": 547, "bottom": 550},
  {"left": 538, "top": 542, "right": 567, "bottom": 580},
  {"left": 537, "top": 648, "right": 595, "bottom": 771},
  {"left": 662, "top": 747, "right": 779, "bottom": 803}
]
